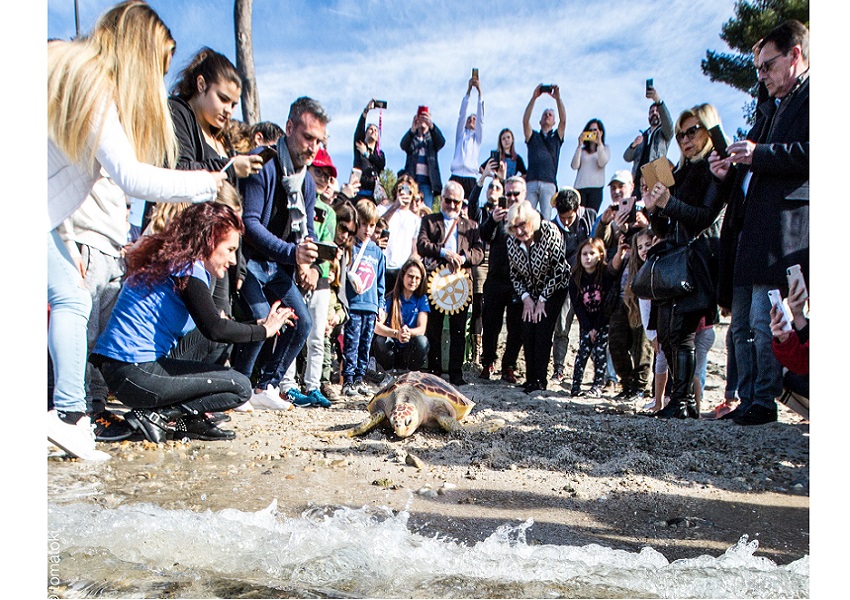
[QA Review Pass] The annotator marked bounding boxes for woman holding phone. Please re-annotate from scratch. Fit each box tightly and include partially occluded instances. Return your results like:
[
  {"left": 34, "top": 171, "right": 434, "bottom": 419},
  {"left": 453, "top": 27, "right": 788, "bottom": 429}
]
[
  {"left": 168, "top": 47, "right": 264, "bottom": 185},
  {"left": 570, "top": 119, "right": 609, "bottom": 212},
  {"left": 481, "top": 128, "right": 527, "bottom": 179},
  {"left": 48, "top": 0, "right": 224, "bottom": 460},
  {"left": 643, "top": 104, "right": 730, "bottom": 419}
]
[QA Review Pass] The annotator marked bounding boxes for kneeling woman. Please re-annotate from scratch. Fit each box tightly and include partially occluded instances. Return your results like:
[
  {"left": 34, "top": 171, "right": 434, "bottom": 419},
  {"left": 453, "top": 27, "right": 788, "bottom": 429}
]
[
  {"left": 372, "top": 258, "right": 430, "bottom": 373},
  {"left": 91, "top": 203, "right": 294, "bottom": 442}
]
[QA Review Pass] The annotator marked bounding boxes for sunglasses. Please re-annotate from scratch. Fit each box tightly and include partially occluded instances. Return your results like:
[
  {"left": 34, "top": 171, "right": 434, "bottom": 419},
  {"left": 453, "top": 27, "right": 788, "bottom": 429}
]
[
  {"left": 505, "top": 191, "right": 522, "bottom": 198},
  {"left": 442, "top": 197, "right": 462, "bottom": 206},
  {"left": 675, "top": 124, "right": 702, "bottom": 142},
  {"left": 337, "top": 223, "right": 356, "bottom": 236},
  {"left": 755, "top": 52, "right": 786, "bottom": 75}
]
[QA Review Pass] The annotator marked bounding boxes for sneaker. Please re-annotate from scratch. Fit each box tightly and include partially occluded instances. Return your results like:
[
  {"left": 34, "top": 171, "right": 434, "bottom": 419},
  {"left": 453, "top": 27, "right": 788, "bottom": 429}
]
[
  {"left": 549, "top": 369, "right": 565, "bottom": 383},
  {"left": 307, "top": 388, "right": 332, "bottom": 408},
  {"left": 501, "top": 367, "right": 518, "bottom": 384},
  {"left": 355, "top": 381, "right": 373, "bottom": 395},
  {"left": 733, "top": 404, "right": 778, "bottom": 426},
  {"left": 283, "top": 387, "right": 313, "bottom": 407},
  {"left": 479, "top": 364, "right": 494, "bottom": 380},
  {"left": 320, "top": 382, "right": 341, "bottom": 402},
  {"left": 233, "top": 400, "right": 254, "bottom": 412},
  {"left": 91, "top": 410, "right": 133, "bottom": 442},
  {"left": 47, "top": 410, "right": 111, "bottom": 461},
  {"left": 601, "top": 380, "right": 618, "bottom": 395},
  {"left": 586, "top": 386, "right": 603, "bottom": 398},
  {"left": 250, "top": 385, "right": 294, "bottom": 411},
  {"left": 343, "top": 382, "right": 359, "bottom": 397}
]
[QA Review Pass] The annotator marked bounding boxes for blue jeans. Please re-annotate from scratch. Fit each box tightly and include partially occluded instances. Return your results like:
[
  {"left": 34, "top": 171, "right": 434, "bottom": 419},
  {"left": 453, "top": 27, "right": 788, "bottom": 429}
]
[
  {"left": 526, "top": 180, "right": 557, "bottom": 220},
  {"left": 342, "top": 310, "right": 377, "bottom": 383},
  {"left": 694, "top": 326, "right": 716, "bottom": 394},
  {"left": 48, "top": 230, "right": 92, "bottom": 413},
  {"left": 731, "top": 285, "right": 783, "bottom": 410},
  {"left": 231, "top": 259, "right": 312, "bottom": 390},
  {"left": 418, "top": 182, "right": 434, "bottom": 210}
]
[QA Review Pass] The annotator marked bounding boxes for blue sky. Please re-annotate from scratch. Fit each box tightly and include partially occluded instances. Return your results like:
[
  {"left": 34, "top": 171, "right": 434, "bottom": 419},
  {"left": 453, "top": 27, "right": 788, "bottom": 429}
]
[{"left": 47, "top": 0, "right": 752, "bottom": 211}]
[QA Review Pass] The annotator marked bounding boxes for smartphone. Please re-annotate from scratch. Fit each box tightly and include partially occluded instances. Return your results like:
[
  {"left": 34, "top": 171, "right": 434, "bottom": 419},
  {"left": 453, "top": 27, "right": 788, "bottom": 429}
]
[
  {"left": 257, "top": 146, "right": 277, "bottom": 164},
  {"left": 646, "top": 78, "right": 654, "bottom": 92},
  {"left": 417, "top": 105, "right": 429, "bottom": 117},
  {"left": 786, "top": 264, "right": 808, "bottom": 301},
  {"left": 498, "top": 196, "right": 508, "bottom": 209},
  {"left": 540, "top": 84, "right": 554, "bottom": 94},
  {"left": 349, "top": 168, "right": 362, "bottom": 185},
  {"left": 472, "top": 68, "right": 479, "bottom": 79},
  {"left": 314, "top": 206, "right": 326, "bottom": 224},
  {"left": 374, "top": 100, "right": 388, "bottom": 109},
  {"left": 708, "top": 125, "right": 728, "bottom": 159},
  {"left": 380, "top": 229, "right": 390, "bottom": 240},
  {"left": 314, "top": 241, "right": 338, "bottom": 262},
  {"left": 618, "top": 196, "right": 635, "bottom": 214},
  {"left": 489, "top": 150, "right": 501, "bottom": 167},
  {"left": 768, "top": 289, "right": 793, "bottom": 332}
]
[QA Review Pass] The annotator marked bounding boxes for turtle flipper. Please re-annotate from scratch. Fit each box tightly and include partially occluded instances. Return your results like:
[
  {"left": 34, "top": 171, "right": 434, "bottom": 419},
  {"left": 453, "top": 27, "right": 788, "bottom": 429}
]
[
  {"left": 436, "top": 414, "right": 466, "bottom": 434},
  {"left": 462, "top": 419, "right": 506, "bottom": 434},
  {"left": 347, "top": 413, "right": 386, "bottom": 437}
]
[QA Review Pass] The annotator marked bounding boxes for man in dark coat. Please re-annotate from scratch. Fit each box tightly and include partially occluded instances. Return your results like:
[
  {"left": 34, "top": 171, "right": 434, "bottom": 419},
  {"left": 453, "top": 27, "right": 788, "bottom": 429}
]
[
  {"left": 417, "top": 181, "right": 485, "bottom": 386},
  {"left": 401, "top": 107, "right": 445, "bottom": 210},
  {"left": 710, "top": 20, "right": 809, "bottom": 426}
]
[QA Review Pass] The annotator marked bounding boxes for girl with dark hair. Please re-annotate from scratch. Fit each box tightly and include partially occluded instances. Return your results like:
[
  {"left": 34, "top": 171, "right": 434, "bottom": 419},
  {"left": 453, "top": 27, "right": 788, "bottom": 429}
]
[
  {"left": 91, "top": 203, "right": 295, "bottom": 443},
  {"left": 168, "top": 47, "right": 263, "bottom": 182},
  {"left": 372, "top": 258, "right": 430, "bottom": 372},
  {"left": 568, "top": 237, "right": 617, "bottom": 397},
  {"left": 570, "top": 119, "right": 609, "bottom": 212},
  {"left": 481, "top": 128, "right": 527, "bottom": 179}
]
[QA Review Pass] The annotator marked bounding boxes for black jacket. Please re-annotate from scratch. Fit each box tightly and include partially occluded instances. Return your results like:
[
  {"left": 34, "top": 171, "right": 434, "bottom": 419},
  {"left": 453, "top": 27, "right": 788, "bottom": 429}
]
[
  {"left": 718, "top": 75, "right": 809, "bottom": 305},
  {"left": 401, "top": 125, "right": 446, "bottom": 194},
  {"left": 353, "top": 113, "right": 386, "bottom": 194}
]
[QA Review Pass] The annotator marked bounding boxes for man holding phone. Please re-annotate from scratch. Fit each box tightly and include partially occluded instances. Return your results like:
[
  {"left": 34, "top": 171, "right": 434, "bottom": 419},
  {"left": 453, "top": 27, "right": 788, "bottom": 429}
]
[
  {"left": 522, "top": 84, "right": 567, "bottom": 219},
  {"left": 623, "top": 83, "right": 673, "bottom": 193},
  {"left": 232, "top": 97, "right": 325, "bottom": 410},
  {"left": 401, "top": 105, "right": 446, "bottom": 210},
  {"left": 709, "top": 20, "right": 809, "bottom": 426},
  {"left": 449, "top": 73, "right": 485, "bottom": 200}
]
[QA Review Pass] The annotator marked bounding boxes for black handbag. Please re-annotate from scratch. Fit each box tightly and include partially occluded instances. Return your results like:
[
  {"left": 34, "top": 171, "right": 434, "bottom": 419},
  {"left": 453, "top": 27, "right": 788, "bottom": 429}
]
[{"left": 631, "top": 239, "right": 695, "bottom": 301}]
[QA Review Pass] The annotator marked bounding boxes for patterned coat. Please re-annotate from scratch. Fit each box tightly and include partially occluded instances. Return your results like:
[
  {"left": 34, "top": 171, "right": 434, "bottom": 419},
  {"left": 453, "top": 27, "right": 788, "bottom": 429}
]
[{"left": 506, "top": 220, "right": 569, "bottom": 303}]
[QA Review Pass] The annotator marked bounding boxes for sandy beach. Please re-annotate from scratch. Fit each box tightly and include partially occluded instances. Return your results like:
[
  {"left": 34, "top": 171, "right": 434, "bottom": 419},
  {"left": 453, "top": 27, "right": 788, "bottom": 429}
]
[{"left": 47, "top": 318, "right": 809, "bottom": 573}]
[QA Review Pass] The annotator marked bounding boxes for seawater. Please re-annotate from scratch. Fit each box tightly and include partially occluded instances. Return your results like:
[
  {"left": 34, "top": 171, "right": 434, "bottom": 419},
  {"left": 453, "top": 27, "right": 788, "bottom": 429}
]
[{"left": 47, "top": 501, "right": 809, "bottom": 599}]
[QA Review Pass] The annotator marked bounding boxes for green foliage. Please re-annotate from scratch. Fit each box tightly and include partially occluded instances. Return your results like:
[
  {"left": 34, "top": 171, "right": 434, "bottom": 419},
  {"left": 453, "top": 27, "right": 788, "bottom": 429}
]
[
  {"left": 702, "top": 0, "right": 809, "bottom": 125},
  {"left": 378, "top": 168, "right": 397, "bottom": 199}
]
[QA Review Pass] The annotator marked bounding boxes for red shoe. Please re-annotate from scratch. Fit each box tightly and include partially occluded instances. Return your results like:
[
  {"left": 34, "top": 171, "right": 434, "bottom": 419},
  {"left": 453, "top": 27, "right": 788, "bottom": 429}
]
[
  {"left": 479, "top": 364, "right": 494, "bottom": 380},
  {"left": 501, "top": 367, "right": 517, "bottom": 384}
]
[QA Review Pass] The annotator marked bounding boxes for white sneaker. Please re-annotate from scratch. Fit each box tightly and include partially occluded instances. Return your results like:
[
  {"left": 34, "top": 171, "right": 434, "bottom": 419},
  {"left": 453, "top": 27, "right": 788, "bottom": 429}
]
[
  {"left": 233, "top": 400, "right": 254, "bottom": 412},
  {"left": 250, "top": 385, "right": 294, "bottom": 411},
  {"left": 47, "top": 410, "right": 111, "bottom": 461}
]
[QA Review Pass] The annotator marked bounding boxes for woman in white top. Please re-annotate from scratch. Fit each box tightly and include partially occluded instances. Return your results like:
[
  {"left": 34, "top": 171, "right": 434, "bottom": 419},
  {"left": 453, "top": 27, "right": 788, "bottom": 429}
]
[
  {"left": 47, "top": 0, "right": 225, "bottom": 460},
  {"left": 570, "top": 119, "right": 609, "bottom": 213}
]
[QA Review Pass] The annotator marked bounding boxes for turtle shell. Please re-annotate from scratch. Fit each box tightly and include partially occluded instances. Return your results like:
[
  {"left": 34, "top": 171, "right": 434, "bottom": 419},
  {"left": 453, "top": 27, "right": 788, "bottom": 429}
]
[{"left": 369, "top": 371, "right": 475, "bottom": 420}]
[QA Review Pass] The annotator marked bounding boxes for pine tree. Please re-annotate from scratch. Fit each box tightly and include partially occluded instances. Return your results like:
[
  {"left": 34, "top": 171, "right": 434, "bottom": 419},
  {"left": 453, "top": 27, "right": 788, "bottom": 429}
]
[{"left": 702, "top": 0, "right": 809, "bottom": 128}]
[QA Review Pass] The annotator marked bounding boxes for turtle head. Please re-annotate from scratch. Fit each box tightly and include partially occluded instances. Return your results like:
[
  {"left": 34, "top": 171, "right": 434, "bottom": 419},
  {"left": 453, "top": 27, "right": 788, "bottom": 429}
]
[{"left": 389, "top": 401, "right": 420, "bottom": 438}]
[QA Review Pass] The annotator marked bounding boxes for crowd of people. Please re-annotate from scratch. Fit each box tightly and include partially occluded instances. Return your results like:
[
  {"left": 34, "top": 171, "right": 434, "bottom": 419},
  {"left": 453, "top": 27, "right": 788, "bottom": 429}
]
[{"left": 47, "top": 1, "right": 809, "bottom": 461}]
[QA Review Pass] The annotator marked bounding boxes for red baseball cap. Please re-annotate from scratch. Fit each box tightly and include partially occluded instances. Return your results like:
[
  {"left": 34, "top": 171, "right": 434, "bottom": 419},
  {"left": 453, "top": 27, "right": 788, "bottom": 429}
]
[{"left": 311, "top": 148, "right": 337, "bottom": 178}]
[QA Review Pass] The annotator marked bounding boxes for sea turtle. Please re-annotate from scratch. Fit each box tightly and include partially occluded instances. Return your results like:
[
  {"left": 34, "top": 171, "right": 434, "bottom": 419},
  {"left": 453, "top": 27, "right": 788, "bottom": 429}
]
[{"left": 346, "top": 372, "right": 477, "bottom": 438}]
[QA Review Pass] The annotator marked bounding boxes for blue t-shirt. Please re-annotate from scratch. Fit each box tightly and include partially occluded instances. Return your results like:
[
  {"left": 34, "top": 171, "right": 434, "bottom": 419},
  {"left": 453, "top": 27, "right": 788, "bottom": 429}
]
[
  {"left": 526, "top": 129, "right": 564, "bottom": 184},
  {"left": 93, "top": 262, "right": 210, "bottom": 363},
  {"left": 384, "top": 293, "right": 430, "bottom": 346}
]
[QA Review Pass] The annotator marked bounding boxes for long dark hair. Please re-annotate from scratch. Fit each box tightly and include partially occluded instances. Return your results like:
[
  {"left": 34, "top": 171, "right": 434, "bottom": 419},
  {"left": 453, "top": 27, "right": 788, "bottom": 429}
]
[
  {"left": 171, "top": 47, "right": 241, "bottom": 103},
  {"left": 388, "top": 258, "right": 427, "bottom": 333},
  {"left": 124, "top": 203, "right": 243, "bottom": 290},
  {"left": 571, "top": 237, "right": 608, "bottom": 288},
  {"left": 581, "top": 118, "right": 606, "bottom": 151},
  {"left": 498, "top": 127, "right": 517, "bottom": 160}
]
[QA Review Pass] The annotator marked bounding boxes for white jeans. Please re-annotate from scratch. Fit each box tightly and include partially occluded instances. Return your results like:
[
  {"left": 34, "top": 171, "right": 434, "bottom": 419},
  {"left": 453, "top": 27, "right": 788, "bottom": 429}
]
[{"left": 281, "top": 287, "right": 331, "bottom": 392}]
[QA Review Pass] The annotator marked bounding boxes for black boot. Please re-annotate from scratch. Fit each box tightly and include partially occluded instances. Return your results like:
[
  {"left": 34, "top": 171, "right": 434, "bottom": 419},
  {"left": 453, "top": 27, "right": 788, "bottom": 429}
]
[
  {"left": 124, "top": 407, "right": 182, "bottom": 443},
  {"left": 656, "top": 347, "right": 697, "bottom": 419},
  {"left": 180, "top": 414, "right": 236, "bottom": 441},
  {"left": 654, "top": 398, "right": 687, "bottom": 419}
]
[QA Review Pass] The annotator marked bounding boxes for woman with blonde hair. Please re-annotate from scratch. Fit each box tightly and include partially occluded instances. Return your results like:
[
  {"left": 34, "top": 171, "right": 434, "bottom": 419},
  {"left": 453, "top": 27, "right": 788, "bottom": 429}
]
[
  {"left": 48, "top": 1, "right": 225, "bottom": 460},
  {"left": 505, "top": 200, "right": 569, "bottom": 393},
  {"left": 643, "top": 103, "right": 730, "bottom": 419}
]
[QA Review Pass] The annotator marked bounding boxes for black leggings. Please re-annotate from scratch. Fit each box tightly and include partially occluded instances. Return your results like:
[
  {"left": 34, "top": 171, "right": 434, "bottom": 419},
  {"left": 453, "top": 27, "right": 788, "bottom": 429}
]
[
  {"left": 520, "top": 287, "right": 568, "bottom": 385},
  {"left": 98, "top": 357, "right": 252, "bottom": 416}
]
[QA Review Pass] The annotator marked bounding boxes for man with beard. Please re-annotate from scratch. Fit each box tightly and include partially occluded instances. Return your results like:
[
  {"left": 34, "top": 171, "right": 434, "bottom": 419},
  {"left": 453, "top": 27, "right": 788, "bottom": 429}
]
[{"left": 623, "top": 85, "right": 674, "bottom": 192}]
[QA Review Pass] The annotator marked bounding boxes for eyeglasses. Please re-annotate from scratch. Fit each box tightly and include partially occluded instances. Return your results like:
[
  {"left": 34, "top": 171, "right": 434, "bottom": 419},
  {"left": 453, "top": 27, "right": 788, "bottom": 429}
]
[
  {"left": 505, "top": 191, "right": 522, "bottom": 198},
  {"left": 311, "top": 169, "right": 332, "bottom": 182},
  {"left": 337, "top": 223, "right": 356, "bottom": 236},
  {"left": 755, "top": 52, "right": 786, "bottom": 75},
  {"left": 442, "top": 197, "right": 462, "bottom": 206},
  {"left": 675, "top": 124, "right": 702, "bottom": 142}
]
